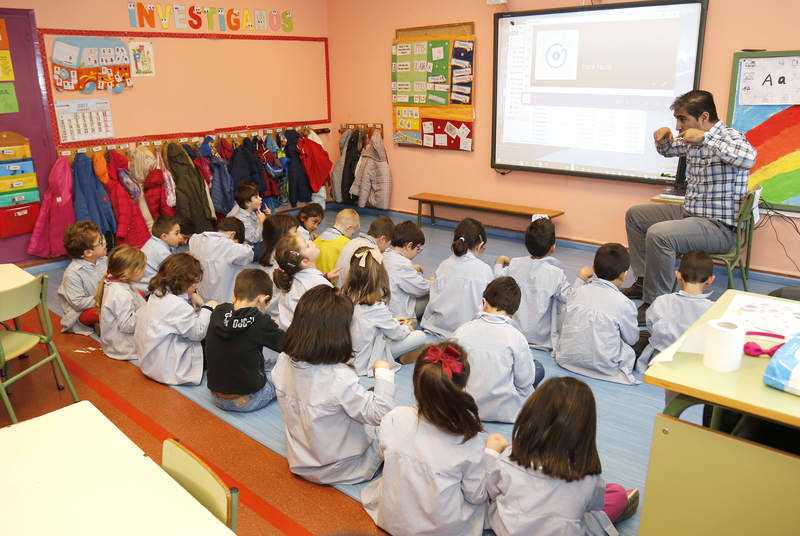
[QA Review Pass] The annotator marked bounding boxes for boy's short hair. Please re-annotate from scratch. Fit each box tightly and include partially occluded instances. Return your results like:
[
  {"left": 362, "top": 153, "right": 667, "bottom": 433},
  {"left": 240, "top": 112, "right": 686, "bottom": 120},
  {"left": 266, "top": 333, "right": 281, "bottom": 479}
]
[
  {"left": 483, "top": 276, "right": 521, "bottom": 316},
  {"left": 217, "top": 217, "right": 246, "bottom": 244},
  {"left": 234, "top": 268, "right": 273, "bottom": 301},
  {"left": 64, "top": 221, "right": 101, "bottom": 258},
  {"left": 367, "top": 215, "right": 394, "bottom": 241},
  {"left": 234, "top": 181, "right": 260, "bottom": 208},
  {"left": 335, "top": 208, "right": 360, "bottom": 229},
  {"left": 593, "top": 243, "right": 630, "bottom": 281},
  {"left": 391, "top": 220, "right": 425, "bottom": 248},
  {"left": 151, "top": 214, "right": 180, "bottom": 239},
  {"left": 298, "top": 203, "right": 323, "bottom": 221},
  {"left": 524, "top": 218, "right": 556, "bottom": 257},
  {"left": 679, "top": 249, "right": 714, "bottom": 283}
]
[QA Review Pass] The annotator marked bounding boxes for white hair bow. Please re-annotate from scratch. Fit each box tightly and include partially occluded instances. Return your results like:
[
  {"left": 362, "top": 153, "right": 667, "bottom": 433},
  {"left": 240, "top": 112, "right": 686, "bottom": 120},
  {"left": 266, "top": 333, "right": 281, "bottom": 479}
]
[
  {"left": 354, "top": 248, "right": 383, "bottom": 267},
  {"left": 531, "top": 214, "right": 550, "bottom": 223}
]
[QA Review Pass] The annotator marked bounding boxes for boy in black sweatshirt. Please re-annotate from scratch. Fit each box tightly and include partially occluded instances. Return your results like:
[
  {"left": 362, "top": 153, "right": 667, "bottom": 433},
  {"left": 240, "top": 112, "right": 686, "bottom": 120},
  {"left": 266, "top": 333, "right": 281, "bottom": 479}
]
[{"left": 206, "top": 268, "right": 284, "bottom": 412}]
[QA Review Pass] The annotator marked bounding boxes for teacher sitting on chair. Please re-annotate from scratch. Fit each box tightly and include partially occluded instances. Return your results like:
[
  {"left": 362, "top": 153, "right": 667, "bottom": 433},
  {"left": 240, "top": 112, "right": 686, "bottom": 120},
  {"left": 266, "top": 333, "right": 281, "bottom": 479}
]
[{"left": 623, "top": 90, "right": 757, "bottom": 324}]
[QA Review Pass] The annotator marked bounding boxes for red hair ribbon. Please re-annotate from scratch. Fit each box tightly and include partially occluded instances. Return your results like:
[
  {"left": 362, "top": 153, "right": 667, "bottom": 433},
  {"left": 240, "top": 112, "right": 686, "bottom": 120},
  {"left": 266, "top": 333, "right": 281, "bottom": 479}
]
[{"left": 424, "top": 344, "right": 463, "bottom": 380}]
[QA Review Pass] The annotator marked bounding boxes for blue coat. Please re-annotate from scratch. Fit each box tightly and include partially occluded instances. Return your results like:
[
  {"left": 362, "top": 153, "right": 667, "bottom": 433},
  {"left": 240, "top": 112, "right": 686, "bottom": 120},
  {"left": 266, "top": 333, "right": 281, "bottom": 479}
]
[
  {"left": 71, "top": 153, "right": 116, "bottom": 235},
  {"left": 209, "top": 155, "right": 235, "bottom": 214},
  {"left": 229, "top": 137, "right": 267, "bottom": 192}
]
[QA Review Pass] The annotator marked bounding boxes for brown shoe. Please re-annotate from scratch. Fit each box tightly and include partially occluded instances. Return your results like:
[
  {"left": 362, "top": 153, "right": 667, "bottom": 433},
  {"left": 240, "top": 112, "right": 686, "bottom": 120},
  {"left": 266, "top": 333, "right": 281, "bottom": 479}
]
[
  {"left": 618, "top": 488, "right": 640, "bottom": 523},
  {"left": 621, "top": 277, "right": 644, "bottom": 300}
]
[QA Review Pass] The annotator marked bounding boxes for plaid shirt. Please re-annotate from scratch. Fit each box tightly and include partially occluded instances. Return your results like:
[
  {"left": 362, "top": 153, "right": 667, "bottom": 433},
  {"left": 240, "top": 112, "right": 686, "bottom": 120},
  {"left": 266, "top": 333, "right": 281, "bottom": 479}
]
[{"left": 657, "top": 121, "right": 756, "bottom": 227}]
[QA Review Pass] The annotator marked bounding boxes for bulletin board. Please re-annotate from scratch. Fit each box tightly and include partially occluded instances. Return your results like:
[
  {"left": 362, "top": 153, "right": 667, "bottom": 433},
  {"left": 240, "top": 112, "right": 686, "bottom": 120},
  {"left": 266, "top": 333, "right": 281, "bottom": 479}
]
[
  {"left": 727, "top": 50, "right": 800, "bottom": 212},
  {"left": 392, "top": 23, "right": 474, "bottom": 151},
  {"left": 37, "top": 28, "right": 330, "bottom": 149}
]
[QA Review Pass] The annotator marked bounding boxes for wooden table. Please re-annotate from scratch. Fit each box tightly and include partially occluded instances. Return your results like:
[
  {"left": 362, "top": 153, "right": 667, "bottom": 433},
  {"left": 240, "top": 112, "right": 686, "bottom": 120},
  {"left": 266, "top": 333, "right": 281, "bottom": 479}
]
[
  {"left": 409, "top": 192, "right": 564, "bottom": 227},
  {"left": 639, "top": 290, "right": 800, "bottom": 535},
  {"left": 0, "top": 401, "right": 234, "bottom": 535}
]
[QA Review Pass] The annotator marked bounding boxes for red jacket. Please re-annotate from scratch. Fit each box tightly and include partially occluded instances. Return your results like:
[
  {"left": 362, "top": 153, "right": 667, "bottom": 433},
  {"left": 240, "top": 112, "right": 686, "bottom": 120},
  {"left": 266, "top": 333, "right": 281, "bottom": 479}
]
[
  {"left": 94, "top": 151, "right": 150, "bottom": 247},
  {"left": 143, "top": 168, "right": 175, "bottom": 220},
  {"left": 298, "top": 136, "right": 333, "bottom": 193},
  {"left": 27, "top": 156, "right": 76, "bottom": 258}
]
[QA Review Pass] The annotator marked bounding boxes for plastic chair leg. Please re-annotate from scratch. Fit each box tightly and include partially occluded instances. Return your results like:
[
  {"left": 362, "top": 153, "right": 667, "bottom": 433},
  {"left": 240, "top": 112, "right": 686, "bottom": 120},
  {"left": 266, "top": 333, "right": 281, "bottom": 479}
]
[
  {"left": 726, "top": 263, "right": 735, "bottom": 289},
  {"left": 49, "top": 360, "right": 64, "bottom": 391},
  {"left": 0, "top": 384, "right": 18, "bottom": 424},
  {"left": 53, "top": 351, "right": 79, "bottom": 403}
]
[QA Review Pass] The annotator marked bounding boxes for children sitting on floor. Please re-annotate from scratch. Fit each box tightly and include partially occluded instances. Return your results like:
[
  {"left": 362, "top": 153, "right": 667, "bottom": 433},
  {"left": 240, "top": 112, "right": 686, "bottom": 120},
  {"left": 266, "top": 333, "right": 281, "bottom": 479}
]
[
  {"left": 272, "top": 285, "right": 396, "bottom": 485},
  {"left": 205, "top": 269, "right": 284, "bottom": 412},
  {"left": 135, "top": 214, "right": 183, "bottom": 294},
  {"left": 97, "top": 244, "right": 147, "bottom": 361},
  {"left": 272, "top": 233, "right": 334, "bottom": 330},
  {"left": 188, "top": 217, "right": 254, "bottom": 304},
  {"left": 361, "top": 342, "right": 508, "bottom": 535},
  {"left": 134, "top": 253, "right": 217, "bottom": 385},
  {"left": 296, "top": 202, "right": 323, "bottom": 241},
  {"left": 637, "top": 249, "right": 715, "bottom": 372},
  {"left": 227, "top": 181, "right": 269, "bottom": 259},
  {"left": 258, "top": 213, "right": 299, "bottom": 323},
  {"left": 494, "top": 215, "right": 592, "bottom": 351},
  {"left": 314, "top": 208, "right": 360, "bottom": 280},
  {"left": 335, "top": 215, "right": 394, "bottom": 287},
  {"left": 383, "top": 220, "right": 431, "bottom": 321},
  {"left": 554, "top": 243, "right": 640, "bottom": 385},
  {"left": 57, "top": 221, "right": 108, "bottom": 335},
  {"left": 342, "top": 246, "right": 426, "bottom": 376},
  {"left": 453, "top": 277, "right": 545, "bottom": 423},
  {"left": 487, "top": 377, "right": 639, "bottom": 534},
  {"left": 421, "top": 217, "right": 494, "bottom": 338}
]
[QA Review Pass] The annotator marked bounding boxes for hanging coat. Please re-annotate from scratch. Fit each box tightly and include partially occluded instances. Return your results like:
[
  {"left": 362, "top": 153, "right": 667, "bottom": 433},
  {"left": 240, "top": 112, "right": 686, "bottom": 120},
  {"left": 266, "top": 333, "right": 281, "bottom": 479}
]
[
  {"left": 143, "top": 167, "right": 176, "bottom": 221},
  {"left": 94, "top": 151, "right": 150, "bottom": 248},
  {"left": 128, "top": 146, "right": 156, "bottom": 231},
  {"left": 253, "top": 137, "right": 281, "bottom": 197},
  {"left": 27, "top": 157, "right": 76, "bottom": 258},
  {"left": 284, "top": 129, "right": 312, "bottom": 206},
  {"left": 229, "top": 137, "right": 267, "bottom": 193},
  {"left": 349, "top": 130, "right": 392, "bottom": 210},
  {"left": 209, "top": 154, "right": 235, "bottom": 215},
  {"left": 71, "top": 153, "right": 116, "bottom": 236},
  {"left": 331, "top": 129, "right": 353, "bottom": 203},
  {"left": 340, "top": 130, "right": 361, "bottom": 205},
  {"left": 298, "top": 135, "right": 334, "bottom": 194},
  {"left": 166, "top": 142, "right": 215, "bottom": 236}
]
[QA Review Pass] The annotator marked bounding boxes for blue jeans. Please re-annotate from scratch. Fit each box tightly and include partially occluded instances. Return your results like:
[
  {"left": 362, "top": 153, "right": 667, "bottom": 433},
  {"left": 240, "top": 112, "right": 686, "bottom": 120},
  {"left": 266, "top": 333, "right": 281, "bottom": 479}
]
[
  {"left": 211, "top": 361, "right": 276, "bottom": 412},
  {"left": 533, "top": 360, "right": 545, "bottom": 388}
]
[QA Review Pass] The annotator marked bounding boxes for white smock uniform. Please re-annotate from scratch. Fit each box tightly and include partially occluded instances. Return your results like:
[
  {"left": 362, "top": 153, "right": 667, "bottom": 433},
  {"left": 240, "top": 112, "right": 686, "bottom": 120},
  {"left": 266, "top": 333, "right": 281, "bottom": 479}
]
[
  {"left": 189, "top": 231, "right": 254, "bottom": 303},
  {"left": 275, "top": 268, "right": 332, "bottom": 331},
  {"left": 383, "top": 249, "right": 431, "bottom": 318},
  {"left": 99, "top": 280, "right": 146, "bottom": 360}
]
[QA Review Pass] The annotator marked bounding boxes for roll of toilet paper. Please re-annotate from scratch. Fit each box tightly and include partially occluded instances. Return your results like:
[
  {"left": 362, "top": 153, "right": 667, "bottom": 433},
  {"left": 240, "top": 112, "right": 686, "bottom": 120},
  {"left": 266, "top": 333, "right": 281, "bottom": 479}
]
[{"left": 703, "top": 319, "right": 746, "bottom": 372}]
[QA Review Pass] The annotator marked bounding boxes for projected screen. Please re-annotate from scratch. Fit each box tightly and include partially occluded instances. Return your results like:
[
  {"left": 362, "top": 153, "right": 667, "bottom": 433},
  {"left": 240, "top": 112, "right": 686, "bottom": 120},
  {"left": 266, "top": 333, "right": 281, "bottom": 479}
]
[{"left": 492, "top": 1, "right": 706, "bottom": 182}]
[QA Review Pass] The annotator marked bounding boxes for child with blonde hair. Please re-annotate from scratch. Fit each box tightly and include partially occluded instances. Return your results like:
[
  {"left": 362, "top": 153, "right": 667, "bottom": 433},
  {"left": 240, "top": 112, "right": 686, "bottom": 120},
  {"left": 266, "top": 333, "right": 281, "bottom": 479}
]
[
  {"left": 97, "top": 244, "right": 147, "bottom": 360},
  {"left": 272, "top": 233, "right": 335, "bottom": 330},
  {"left": 342, "top": 246, "right": 426, "bottom": 376},
  {"left": 58, "top": 221, "right": 108, "bottom": 334},
  {"left": 272, "top": 285, "right": 396, "bottom": 484},
  {"left": 134, "top": 253, "right": 217, "bottom": 385},
  {"left": 314, "top": 208, "right": 360, "bottom": 279},
  {"left": 487, "top": 377, "right": 638, "bottom": 535},
  {"left": 361, "top": 342, "right": 509, "bottom": 535},
  {"left": 421, "top": 218, "right": 494, "bottom": 338}
]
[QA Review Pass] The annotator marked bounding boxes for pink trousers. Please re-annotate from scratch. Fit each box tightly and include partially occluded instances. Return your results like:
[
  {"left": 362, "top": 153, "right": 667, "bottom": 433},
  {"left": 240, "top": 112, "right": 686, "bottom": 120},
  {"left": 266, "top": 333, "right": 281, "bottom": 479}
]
[{"left": 603, "top": 483, "right": 628, "bottom": 522}]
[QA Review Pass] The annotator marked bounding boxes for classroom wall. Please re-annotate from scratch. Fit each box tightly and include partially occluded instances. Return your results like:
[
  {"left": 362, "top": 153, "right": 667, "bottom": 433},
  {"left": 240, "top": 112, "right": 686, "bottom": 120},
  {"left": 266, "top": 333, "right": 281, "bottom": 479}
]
[{"left": 327, "top": 0, "right": 800, "bottom": 278}]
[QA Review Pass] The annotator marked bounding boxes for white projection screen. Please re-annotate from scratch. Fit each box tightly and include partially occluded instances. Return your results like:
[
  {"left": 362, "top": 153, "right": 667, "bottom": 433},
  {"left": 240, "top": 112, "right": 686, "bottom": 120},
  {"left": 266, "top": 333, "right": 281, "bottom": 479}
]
[{"left": 492, "top": 0, "right": 708, "bottom": 184}]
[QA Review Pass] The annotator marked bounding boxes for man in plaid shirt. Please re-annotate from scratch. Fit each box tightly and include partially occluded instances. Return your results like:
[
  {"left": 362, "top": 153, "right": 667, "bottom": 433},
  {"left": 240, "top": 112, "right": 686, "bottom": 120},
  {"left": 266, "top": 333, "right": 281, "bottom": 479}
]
[{"left": 623, "top": 90, "right": 757, "bottom": 324}]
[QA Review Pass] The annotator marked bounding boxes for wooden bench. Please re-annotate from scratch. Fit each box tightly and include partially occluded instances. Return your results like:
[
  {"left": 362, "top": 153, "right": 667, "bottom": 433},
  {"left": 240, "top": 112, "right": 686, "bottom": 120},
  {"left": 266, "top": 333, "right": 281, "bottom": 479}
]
[{"left": 408, "top": 192, "right": 564, "bottom": 227}]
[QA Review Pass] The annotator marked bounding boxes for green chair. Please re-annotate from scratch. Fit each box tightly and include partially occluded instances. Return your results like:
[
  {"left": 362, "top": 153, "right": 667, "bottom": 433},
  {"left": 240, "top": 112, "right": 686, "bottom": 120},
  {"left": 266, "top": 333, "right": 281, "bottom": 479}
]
[
  {"left": 162, "top": 438, "right": 239, "bottom": 531},
  {"left": 711, "top": 188, "right": 757, "bottom": 291},
  {"left": 0, "top": 274, "right": 80, "bottom": 424}
]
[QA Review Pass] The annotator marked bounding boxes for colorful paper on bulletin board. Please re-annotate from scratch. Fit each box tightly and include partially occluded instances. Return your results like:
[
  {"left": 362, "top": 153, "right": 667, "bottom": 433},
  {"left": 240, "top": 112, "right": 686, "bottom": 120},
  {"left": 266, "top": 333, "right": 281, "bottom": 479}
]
[
  {"left": 394, "top": 106, "right": 422, "bottom": 145},
  {"left": 0, "top": 49, "right": 14, "bottom": 82},
  {"left": 426, "top": 40, "right": 450, "bottom": 106},
  {"left": 51, "top": 36, "right": 132, "bottom": 93},
  {"left": 0, "top": 19, "right": 9, "bottom": 51},
  {"left": 0, "top": 83, "right": 18, "bottom": 114},
  {"left": 393, "top": 41, "right": 427, "bottom": 105},
  {"left": 421, "top": 117, "right": 472, "bottom": 151},
  {"left": 450, "top": 40, "right": 473, "bottom": 105},
  {"left": 128, "top": 41, "right": 155, "bottom": 77}
]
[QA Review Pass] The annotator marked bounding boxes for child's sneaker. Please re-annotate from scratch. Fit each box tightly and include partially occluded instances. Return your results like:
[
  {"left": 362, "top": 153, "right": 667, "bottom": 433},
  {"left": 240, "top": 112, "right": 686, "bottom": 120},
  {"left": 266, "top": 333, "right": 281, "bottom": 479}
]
[{"left": 617, "top": 488, "right": 640, "bottom": 522}]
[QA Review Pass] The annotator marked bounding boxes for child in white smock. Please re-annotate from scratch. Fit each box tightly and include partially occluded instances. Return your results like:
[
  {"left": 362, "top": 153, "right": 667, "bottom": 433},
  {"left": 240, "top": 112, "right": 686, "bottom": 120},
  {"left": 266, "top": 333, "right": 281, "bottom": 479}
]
[
  {"left": 271, "top": 285, "right": 396, "bottom": 484},
  {"left": 257, "top": 213, "right": 299, "bottom": 324},
  {"left": 421, "top": 218, "right": 494, "bottom": 338},
  {"left": 188, "top": 217, "right": 254, "bottom": 304},
  {"left": 97, "top": 244, "right": 147, "bottom": 361},
  {"left": 135, "top": 214, "right": 183, "bottom": 294},
  {"left": 58, "top": 221, "right": 108, "bottom": 334},
  {"left": 342, "top": 246, "right": 426, "bottom": 376},
  {"left": 382, "top": 220, "right": 430, "bottom": 320}
]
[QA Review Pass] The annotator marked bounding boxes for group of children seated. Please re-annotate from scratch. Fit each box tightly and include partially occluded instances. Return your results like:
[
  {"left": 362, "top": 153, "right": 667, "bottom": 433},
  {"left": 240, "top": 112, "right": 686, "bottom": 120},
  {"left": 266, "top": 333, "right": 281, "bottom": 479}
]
[{"left": 55, "top": 183, "right": 717, "bottom": 534}]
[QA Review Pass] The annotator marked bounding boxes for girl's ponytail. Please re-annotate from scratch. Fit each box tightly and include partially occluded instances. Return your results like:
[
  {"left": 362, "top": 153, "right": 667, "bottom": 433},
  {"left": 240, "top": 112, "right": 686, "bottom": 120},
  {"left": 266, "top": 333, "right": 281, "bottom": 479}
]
[
  {"left": 413, "top": 342, "right": 483, "bottom": 442},
  {"left": 451, "top": 218, "right": 487, "bottom": 257},
  {"left": 96, "top": 244, "right": 146, "bottom": 308},
  {"left": 273, "top": 234, "right": 305, "bottom": 292}
]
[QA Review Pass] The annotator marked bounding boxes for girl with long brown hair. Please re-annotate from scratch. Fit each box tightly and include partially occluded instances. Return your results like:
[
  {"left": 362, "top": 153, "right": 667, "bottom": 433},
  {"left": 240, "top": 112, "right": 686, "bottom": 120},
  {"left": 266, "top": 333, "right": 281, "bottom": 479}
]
[{"left": 96, "top": 244, "right": 146, "bottom": 361}]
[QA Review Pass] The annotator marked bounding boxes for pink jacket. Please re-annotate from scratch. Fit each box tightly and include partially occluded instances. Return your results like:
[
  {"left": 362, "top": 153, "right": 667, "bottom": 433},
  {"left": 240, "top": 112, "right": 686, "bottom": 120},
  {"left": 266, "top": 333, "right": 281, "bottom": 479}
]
[
  {"left": 27, "top": 157, "right": 76, "bottom": 258},
  {"left": 94, "top": 151, "right": 150, "bottom": 248}
]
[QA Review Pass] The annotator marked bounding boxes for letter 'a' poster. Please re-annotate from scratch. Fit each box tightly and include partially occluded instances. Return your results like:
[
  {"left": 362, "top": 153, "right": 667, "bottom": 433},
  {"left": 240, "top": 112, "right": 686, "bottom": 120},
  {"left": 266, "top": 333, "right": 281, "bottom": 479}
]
[{"left": 392, "top": 36, "right": 474, "bottom": 151}]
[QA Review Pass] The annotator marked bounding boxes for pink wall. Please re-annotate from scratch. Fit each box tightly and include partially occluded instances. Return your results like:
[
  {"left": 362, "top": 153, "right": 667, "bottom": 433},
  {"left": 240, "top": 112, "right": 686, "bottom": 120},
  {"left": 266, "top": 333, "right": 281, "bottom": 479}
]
[{"left": 327, "top": 0, "right": 800, "bottom": 278}]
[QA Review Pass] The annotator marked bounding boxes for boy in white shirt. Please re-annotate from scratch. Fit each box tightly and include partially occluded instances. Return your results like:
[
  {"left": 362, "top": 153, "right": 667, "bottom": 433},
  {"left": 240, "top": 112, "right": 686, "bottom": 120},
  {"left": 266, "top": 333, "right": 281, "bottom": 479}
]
[
  {"left": 57, "top": 221, "right": 108, "bottom": 334},
  {"left": 453, "top": 276, "right": 545, "bottom": 423},
  {"left": 382, "top": 221, "right": 430, "bottom": 321},
  {"left": 227, "top": 181, "right": 269, "bottom": 260},
  {"left": 136, "top": 215, "right": 184, "bottom": 294},
  {"left": 188, "top": 217, "right": 254, "bottom": 303},
  {"left": 637, "top": 249, "right": 715, "bottom": 372},
  {"left": 555, "top": 243, "right": 641, "bottom": 385}
]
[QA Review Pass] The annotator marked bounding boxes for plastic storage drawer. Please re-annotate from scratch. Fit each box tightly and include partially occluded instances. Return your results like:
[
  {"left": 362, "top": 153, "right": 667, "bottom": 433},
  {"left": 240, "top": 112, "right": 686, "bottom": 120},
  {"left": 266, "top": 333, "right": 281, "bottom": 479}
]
[
  {"left": 0, "top": 173, "right": 37, "bottom": 193},
  {"left": 0, "top": 201, "right": 40, "bottom": 238},
  {"left": 0, "top": 188, "right": 40, "bottom": 208},
  {"left": 0, "top": 144, "right": 32, "bottom": 161},
  {"left": 0, "top": 159, "right": 35, "bottom": 177}
]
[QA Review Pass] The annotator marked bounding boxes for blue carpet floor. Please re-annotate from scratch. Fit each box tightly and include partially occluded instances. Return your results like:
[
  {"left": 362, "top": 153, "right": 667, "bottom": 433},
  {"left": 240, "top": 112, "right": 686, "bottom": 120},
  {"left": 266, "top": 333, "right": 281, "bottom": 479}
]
[{"left": 26, "top": 205, "right": 797, "bottom": 535}]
